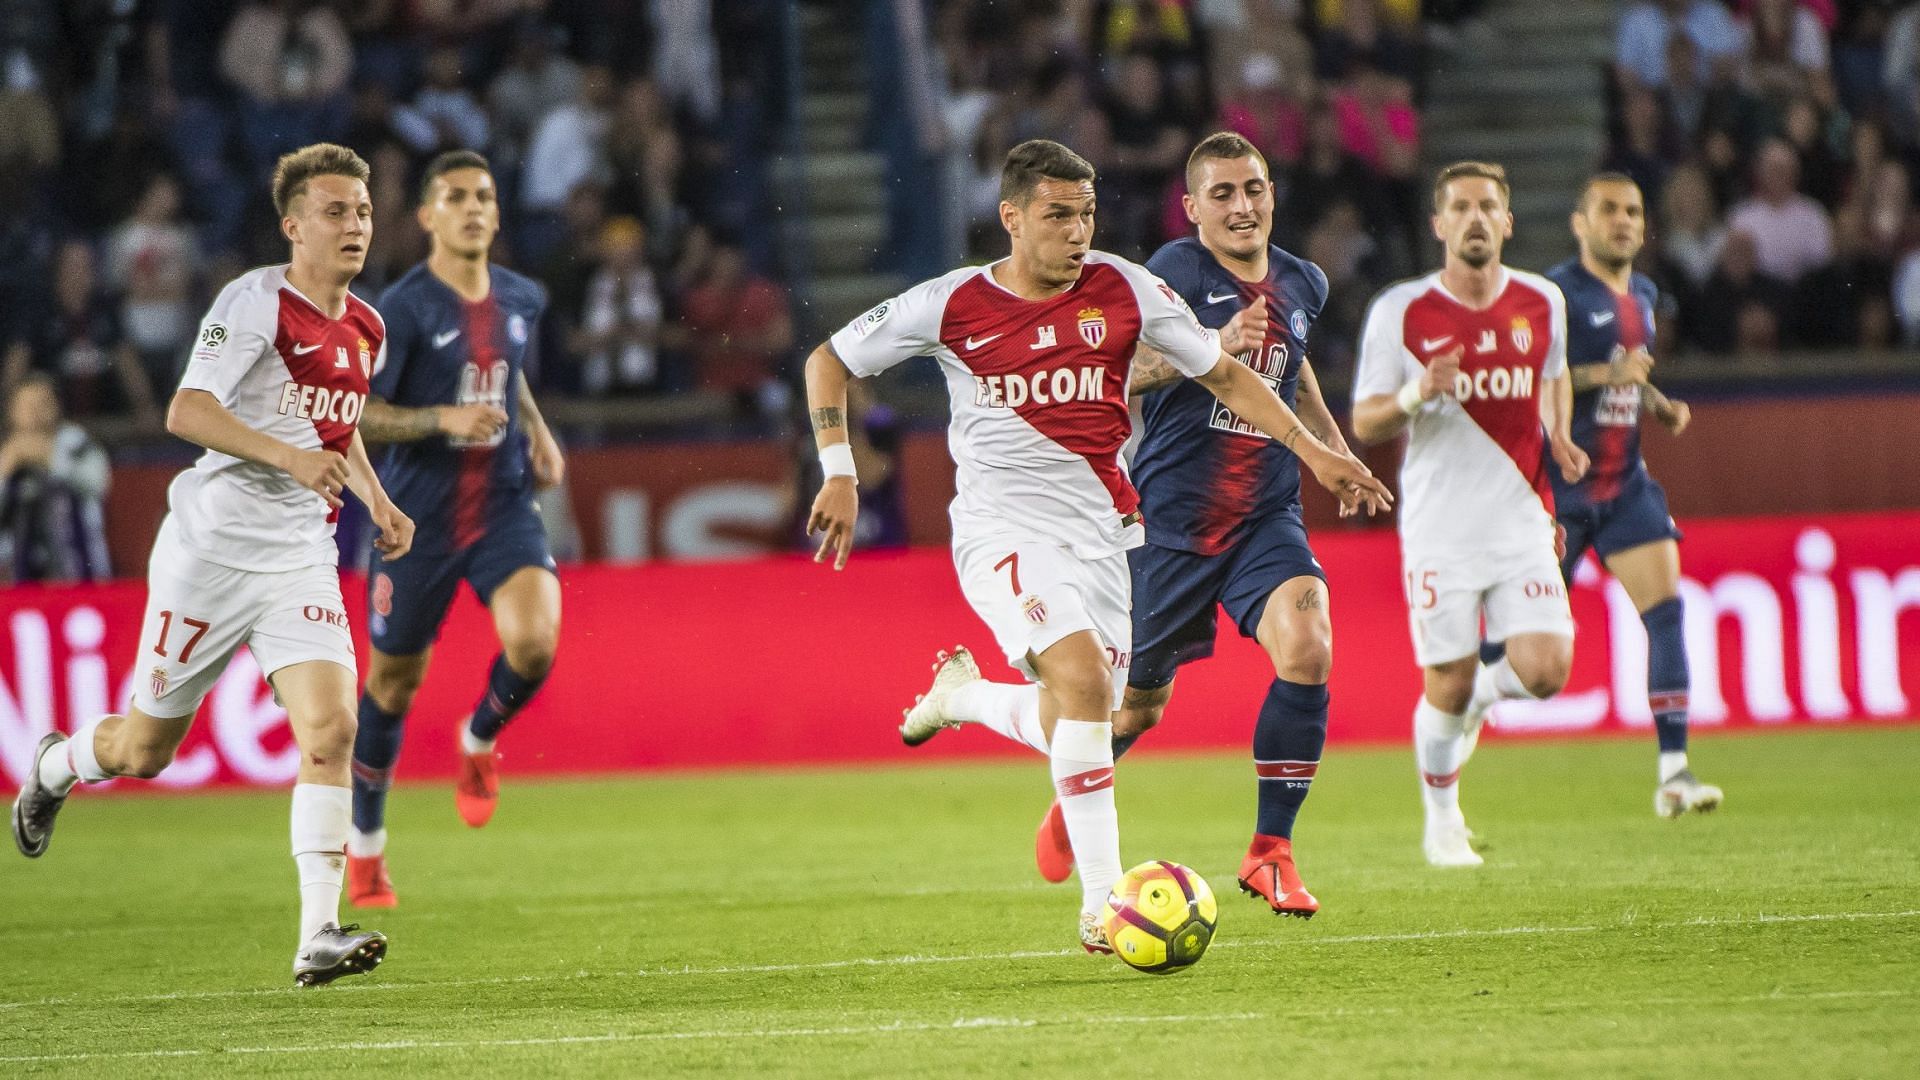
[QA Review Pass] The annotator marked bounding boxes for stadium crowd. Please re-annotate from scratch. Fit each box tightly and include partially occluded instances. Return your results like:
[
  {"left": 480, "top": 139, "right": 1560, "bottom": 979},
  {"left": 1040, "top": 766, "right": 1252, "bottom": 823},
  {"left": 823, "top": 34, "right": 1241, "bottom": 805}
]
[
  {"left": 1608, "top": 0, "right": 1920, "bottom": 351},
  {"left": 0, "top": 0, "right": 795, "bottom": 427}
]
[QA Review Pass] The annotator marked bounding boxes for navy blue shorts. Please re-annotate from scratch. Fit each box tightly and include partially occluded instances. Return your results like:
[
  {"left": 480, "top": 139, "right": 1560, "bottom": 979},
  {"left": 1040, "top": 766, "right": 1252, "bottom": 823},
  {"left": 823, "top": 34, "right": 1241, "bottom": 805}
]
[
  {"left": 1557, "top": 469, "right": 1682, "bottom": 581},
  {"left": 368, "top": 511, "right": 556, "bottom": 656},
  {"left": 1128, "top": 509, "right": 1325, "bottom": 690}
]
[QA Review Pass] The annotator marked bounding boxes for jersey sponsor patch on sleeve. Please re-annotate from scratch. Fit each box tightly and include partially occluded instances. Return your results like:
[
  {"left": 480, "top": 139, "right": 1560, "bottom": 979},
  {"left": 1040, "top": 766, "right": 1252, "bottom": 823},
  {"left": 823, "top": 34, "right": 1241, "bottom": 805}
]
[
  {"left": 851, "top": 301, "right": 891, "bottom": 338},
  {"left": 194, "top": 323, "right": 228, "bottom": 362}
]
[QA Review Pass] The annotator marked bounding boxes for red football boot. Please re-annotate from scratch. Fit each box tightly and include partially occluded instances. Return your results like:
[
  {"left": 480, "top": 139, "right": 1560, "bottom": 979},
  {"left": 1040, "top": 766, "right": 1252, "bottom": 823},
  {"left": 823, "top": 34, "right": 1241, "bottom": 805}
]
[
  {"left": 1035, "top": 799, "right": 1073, "bottom": 884},
  {"left": 346, "top": 853, "right": 398, "bottom": 908},
  {"left": 1237, "top": 835, "right": 1319, "bottom": 918},
  {"left": 455, "top": 746, "right": 500, "bottom": 828}
]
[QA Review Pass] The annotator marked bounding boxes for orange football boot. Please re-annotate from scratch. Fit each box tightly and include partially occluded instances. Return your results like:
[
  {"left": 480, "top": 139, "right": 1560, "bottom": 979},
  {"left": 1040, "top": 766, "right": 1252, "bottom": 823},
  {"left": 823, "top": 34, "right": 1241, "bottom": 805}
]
[
  {"left": 346, "top": 853, "right": 398, "bottom": 908},
  {"left": 1035, "top": 799, "right": 1073, "bottom": 884},
  {"left": 455, "top": 744, "right": 500, "bottom": 828},
  {"left": 1237, "top": 835, "right": 1318, "bottom": 918}
]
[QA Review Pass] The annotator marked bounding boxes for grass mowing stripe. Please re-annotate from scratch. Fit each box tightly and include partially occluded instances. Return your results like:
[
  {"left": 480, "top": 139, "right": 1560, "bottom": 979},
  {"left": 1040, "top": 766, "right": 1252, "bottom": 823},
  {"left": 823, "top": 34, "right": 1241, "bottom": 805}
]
[{"left": 3, "top": 908, "right": 1912, "bottom": 1013}]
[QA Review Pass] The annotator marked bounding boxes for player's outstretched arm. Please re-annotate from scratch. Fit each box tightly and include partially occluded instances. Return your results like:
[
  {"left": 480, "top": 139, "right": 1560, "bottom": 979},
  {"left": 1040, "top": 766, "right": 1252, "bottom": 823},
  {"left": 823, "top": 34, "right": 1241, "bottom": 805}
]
[
  {"left": 166, "top": 388, "right": 348, "bottom": 508},
  {"left": 1128, "top": 345, "right": 1185, "bottom": 395},
  {"left": 804, "top": 342, "right": 860, "bottom": 570},
  {"left": 1293, "top": 359, "right": 1350, "bottom": 456},
  {"left": 1569, "top": 345, "right": 1654, "bottom": 393},
  {"left": 518, "top": 372, "right": 566, "bottom": 488},
  {"left": 344, "top": 430, "right": 413, "bottom": 560},
  {"left": 359, "top": 396, "right": 507, "bottom": 444},
  {"left": 1194, "top": 357, "right": 1392, "bottom": 516}
]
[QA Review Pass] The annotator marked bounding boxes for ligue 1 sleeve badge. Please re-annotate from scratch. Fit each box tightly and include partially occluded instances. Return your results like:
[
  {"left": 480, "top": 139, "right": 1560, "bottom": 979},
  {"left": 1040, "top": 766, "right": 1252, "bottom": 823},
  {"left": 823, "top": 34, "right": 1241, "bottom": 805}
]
[{"left": 1077, "top": 307, "right": 1107, "bottom": 349}]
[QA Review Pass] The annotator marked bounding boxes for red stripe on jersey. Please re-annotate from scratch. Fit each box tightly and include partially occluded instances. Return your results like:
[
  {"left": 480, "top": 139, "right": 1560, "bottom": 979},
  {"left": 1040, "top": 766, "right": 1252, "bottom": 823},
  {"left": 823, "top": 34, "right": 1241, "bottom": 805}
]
[
  {"left": 1255, "top": 760, "right": 1320, "bottom": 780},
  {"left": 451, "top": 297, "right": 503, "bottom": 548},
  {"left": 1401, "top": 280, "right": 1557, "bottom": 517},
  {"left": 1590, "top": 290, "right": 1645, "bottom": 502},
  {"left": 272, "top": 288, "right": 379, "bottom": 524},
  {"left": 940, "top": 264, "right": 1143, "bottom": 519}
]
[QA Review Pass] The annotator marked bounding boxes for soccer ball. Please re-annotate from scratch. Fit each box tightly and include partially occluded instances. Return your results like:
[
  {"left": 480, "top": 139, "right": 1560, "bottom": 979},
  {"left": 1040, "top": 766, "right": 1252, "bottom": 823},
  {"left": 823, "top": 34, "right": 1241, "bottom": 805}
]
[{"left": 1100, "top": 860, "right": 1218, "bottom": 974}]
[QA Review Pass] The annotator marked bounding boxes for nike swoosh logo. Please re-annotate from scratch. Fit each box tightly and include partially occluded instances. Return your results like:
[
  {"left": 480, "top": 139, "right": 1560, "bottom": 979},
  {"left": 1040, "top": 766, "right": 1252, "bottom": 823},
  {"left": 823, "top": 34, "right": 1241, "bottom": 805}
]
[
  {"left": 964, "top": 333, "right": 1003, "bottom": 350},
  {"left": 433, "top": 329, "right": 461, "bottom": 347},
  {"left": 1205, "top": 289, "right": 1237, "bottom": 305},
  {"left": 1081, "top": 771, "right": 1113, "bottom": 789},
  {"left": 1276, "top": 765, "right": 1314, "bottom": 776},
  {"left": 291, "top": 342, "right": 321, "bottom": 355},
  {"left": 1419, "top": 336, "right": 1453, "bottom": 352},
  {"left": 1590, "top": 311, "right": 1616, "bottom": 326}
]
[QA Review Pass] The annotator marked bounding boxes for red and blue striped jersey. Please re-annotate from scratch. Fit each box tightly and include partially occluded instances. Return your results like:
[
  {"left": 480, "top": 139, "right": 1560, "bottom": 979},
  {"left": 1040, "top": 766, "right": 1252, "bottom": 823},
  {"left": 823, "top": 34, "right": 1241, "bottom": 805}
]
[
  {"left": 1548, "top": 259, "right": 1659, "bottom": 505},
  {"left": 370, "top": 262, "right": 547, "bottom": 554},
  {"left": 1135, "top": 238, "right": 1329, "bottom": 555}
]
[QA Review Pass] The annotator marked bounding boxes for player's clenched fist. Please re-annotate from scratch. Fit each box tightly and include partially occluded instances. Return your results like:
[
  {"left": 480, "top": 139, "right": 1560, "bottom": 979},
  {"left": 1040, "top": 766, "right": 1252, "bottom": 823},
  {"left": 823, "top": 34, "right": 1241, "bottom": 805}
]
[
  {"left": 1551, "top": 434, "right": 1590, "bottom": 484},
  {"left": 438, "top": 403, "right": 509, "bottom": 442},
  {"left": 1420, "top": 345, "right": 1463, "bottom": 401},
  {"left": 808, "top": 477, "right": 859, "bottom": 571},
  {"left": 286, "top": 448, "right": 350, "bottom": 508},
  {"left": 370, "top": 499, "right": 414, "bottom": 561},
  {"left": 1611, "top": 346, "right": 1654, "bottom": 386},
  {"left": 1220, "top": 295, "right": 1269, "bottom": 356}
]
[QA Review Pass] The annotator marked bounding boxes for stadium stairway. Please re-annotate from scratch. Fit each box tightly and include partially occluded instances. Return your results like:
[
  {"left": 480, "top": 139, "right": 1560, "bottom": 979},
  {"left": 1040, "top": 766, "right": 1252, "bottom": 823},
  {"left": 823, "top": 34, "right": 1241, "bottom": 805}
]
[
  {"left": 776, "top": 2, "right": 906, "bottom": 338},
  {"left": 1422, "top": 0, "right": 1615, "bottom": 271}
]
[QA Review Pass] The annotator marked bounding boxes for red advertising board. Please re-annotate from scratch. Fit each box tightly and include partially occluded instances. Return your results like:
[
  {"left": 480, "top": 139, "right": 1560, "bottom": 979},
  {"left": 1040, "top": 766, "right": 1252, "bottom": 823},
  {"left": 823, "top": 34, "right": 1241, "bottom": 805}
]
[{"left": 3, "top": 512, "right": 1918, "bottom": 792}]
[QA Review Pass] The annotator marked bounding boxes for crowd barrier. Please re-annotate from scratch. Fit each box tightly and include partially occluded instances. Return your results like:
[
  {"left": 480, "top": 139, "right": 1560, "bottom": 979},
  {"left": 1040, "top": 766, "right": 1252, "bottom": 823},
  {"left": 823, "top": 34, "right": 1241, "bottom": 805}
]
[{"left": 3, "top": 512, "right": 1917, "bottom": 791}]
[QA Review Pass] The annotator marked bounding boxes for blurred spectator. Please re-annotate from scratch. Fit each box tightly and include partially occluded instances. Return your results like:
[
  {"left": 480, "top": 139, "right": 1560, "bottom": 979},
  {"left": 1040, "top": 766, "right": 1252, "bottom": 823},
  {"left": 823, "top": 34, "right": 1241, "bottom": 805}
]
[
  {"left": 652, "top": 0, "right": 721, "bottom": 125},
  {"left": 105, "top": 174, "right": 201, "bottom": 394},
  {"left": 1604, "top": 85, "right": 1680, "bottom": 198},
  {"left": 606, "top": 78, "right": 694, "bottom": 263},
  {"left": 677, "top": 239, "right": 794, "bottom": 418},
  {"left": 1219, "top": 53, "right": 1313, "bottom": 169},
  {"left": 1315, "top": 0, "right": 1420, "bottom": 83},
  {"left": 0, "top": 374, "right": 111, "bottom": 584},
  {"left": 390, "top": 47, "right": 491, "bottom": 155},
  {"left": 519, "top": 65, "right": 616, "bottom": 265},
  {"left": 1100, "top": 52, "right": 1188, "bottom": 256},
  {"left": 4, "top": 240, "right": 159, "bottom": 425},
  {"left": 574, "top": 216, "right": 665, "bottom": 396},
  {"left": 1302, "top": 201, "right": 1380, "bottom": 370},
  {"left": 1725, "top": 139, "right": 1834, "bottom": 283},
  {"left": 219, "top": 0, "right": 354, "bottom": 181},
  {"left": 1330, "top": 62, "right": 1419, "bottom": 179},
  {"left": 1895, "top": 246, "right": 1920, "bottom": 346},
  {"left": 1779, "top": 95, "right": 1843, "bottom": 206},
  {"left": 1616, "top": 0, "right": 1745, "bottom": 90},
  {"left": 1887, "top": 1, "right": 1920, "bottom": 148},
  {"left": 1688, "top": 229, "right": 1793, "bottom": 352},
  {"left": 487, "top": 23, "right": 583, "bottom": 174},
  {"left": 1657, "top": 163, "right": 1728, "bottom": 290},
  {"left": 1739, "top": 0, "right": 1833, "bottom": 108},
  {"left": 1280, "top": 104, "right": 1395, "bottom": 255}
]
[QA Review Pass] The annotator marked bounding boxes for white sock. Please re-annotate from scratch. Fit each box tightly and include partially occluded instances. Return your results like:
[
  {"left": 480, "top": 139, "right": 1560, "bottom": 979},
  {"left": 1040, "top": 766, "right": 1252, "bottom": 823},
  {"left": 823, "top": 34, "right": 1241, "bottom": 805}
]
[
  {"left": 1414, "top": 697, "right": 1469, "bottom": 820},
  {"left": 1469, "top": 656, "right": 1535, "bottom": 718},
  {"left": 1050, "top": 719, "right": 1121, "bottom": 914},
  {"left": 460, "top": 726, "right": 495, "bottom": 755},
  {"left": 291, "top": 784, "right": 351, "bottom": 944},
  {"left": 42, "top": 718, "right": 112, "bottom": 795},
  {"left": 348, "top": 827, "right": 387, "bottom": 858},
  {"left": 948, "top": 681, "right": 1047, "bottom": 754},
  {"left": 1659, "top": 751, "right": 1689, "bottom": 783}
]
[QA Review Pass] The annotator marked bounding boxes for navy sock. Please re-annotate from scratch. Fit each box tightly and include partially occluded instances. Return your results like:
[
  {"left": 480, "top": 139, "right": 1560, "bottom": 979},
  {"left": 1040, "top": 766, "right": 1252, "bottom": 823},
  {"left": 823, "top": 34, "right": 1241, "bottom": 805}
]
[
  {"left": 1642, "top": 597, "right": 1690, "bottom": 753},
  {"left": 467, "top": 653, "right": 549, "bottom": 742},
  {"left": 351, "top": 695, "right": 405, "bottom": 834},
  {"left": 1111, "top": 730, "right": 1143, "bottom": 760},
  {"left": 1478, "top": 640, "right": 1507, "bottom": 665},
  {"left": 1253, "top": 678, "right": 1329, "bottom": 839}
]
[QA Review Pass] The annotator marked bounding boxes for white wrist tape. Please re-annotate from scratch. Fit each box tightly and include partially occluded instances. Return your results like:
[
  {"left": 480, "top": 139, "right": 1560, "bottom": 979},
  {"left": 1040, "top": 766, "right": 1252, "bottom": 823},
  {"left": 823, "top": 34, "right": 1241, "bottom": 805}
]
[
  {"left": 819, "top": 442, "right": 857, "bottom": 484},
  {"left": 1396, "top": 379, "right": 1426, "bottom": 416}
]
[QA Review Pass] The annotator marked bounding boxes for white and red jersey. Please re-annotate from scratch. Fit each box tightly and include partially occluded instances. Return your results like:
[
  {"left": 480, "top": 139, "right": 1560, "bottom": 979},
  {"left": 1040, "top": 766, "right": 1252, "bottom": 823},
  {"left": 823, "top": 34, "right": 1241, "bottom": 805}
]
[
  {"left": 168, "top": 264, "right": 384, "bottom": 571},
  {"left": 830, "top": 252, "right": 1221, "bottom": 558},
  {"left": 1354, "top": 267, "right": 1568, "bottom": 560}
]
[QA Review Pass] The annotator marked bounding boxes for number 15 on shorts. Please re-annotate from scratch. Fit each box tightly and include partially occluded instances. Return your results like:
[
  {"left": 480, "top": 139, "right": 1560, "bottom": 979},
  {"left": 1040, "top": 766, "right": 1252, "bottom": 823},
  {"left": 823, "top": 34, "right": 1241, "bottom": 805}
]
[{"left": 1405, "top": 570, "right": 1438, "bottom": 610}]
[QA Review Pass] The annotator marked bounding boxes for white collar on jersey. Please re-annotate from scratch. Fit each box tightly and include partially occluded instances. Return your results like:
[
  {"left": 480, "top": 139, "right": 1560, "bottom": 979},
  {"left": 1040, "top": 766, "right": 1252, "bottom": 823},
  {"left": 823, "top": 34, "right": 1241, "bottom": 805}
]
[{"left": 1431, "top": 265, "right": 1511, "bottom": 312}]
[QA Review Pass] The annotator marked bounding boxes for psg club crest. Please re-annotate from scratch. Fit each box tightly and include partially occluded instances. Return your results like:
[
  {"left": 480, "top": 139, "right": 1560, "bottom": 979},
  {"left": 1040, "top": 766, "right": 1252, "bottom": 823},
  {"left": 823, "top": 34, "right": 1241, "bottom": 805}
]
[
  {"left": 149, "top": 666, "right": 168, "bottom": 700},
  {"left": 1077, "top": 307, "right": 1107, "bottom": 349},
  {"left": 1022, "top": 595, "right": 1049, "bottom": 625},
  {"left": 357, "top": 337, "right": 373, "bottom": 377},
  {"left": 1510, "top": 317, "right": 1532, "bottom": 353},
  {"left": 1290, "top": 309, "right": 1310, "bottom": 340},
  {"left": 508, "top": 313, "right": 529, "bottom": 344}
]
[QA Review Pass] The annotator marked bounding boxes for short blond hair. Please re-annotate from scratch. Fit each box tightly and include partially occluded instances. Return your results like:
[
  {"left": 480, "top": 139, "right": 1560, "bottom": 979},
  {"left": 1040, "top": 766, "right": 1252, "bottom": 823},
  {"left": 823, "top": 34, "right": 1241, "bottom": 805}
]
[
  {"left": 271, "top": 143, "right": 371, "bottom": 217},
  {"left": 1431, "top": 160, "right": 1509, "bottom": 211}
]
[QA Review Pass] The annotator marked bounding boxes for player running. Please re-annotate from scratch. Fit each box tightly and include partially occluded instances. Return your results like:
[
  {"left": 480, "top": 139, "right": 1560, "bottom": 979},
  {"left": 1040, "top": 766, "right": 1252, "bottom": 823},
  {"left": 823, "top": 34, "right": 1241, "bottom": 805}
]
[
  {"left": 1351, "top": 161, "right": 1589, "bottom": 868},
  {"left": 1545, "top": 172, "right": 1720, "bottom": 817},
  {"left": 9, "top": 144, "right": 412, "bottom": 984},
  {"left": 805, "top": 139, "right": 1390, "bottom": 951},
  {"left": 345, "top": 150, "right": 563, "bottom": 907},
  {"left": 1027, "top": 133, "right": 1352, "bottom": 917}
]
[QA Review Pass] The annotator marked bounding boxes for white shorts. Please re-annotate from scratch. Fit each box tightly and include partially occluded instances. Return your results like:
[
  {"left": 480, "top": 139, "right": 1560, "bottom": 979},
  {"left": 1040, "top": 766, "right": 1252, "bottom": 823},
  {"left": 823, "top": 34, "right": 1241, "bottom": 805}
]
[
  {"left": 130, "top": 517, "right": 356, "bottom": 719},
  {"left": 953, "top": 534, "right": 1132, "bottom": 710},
  {"left": 1402, "top": 543, "right": 1573, "bottom": 668}
]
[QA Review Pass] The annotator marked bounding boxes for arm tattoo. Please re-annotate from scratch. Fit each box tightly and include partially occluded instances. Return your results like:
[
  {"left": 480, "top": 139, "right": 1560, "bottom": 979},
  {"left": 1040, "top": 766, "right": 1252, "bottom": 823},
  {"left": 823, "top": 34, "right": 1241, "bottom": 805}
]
[
  {"left": 1129, "top": 349, "right": 1183, "bottom": 395},
  {"left": 1281, "top": 424, "right": 1307, "bottom": 452},
  {"left": 358, "top": 398, "right": 442, "bottom": 443},
  {"left": 810, "top": 406, "right": 844, "bottom": 432}
]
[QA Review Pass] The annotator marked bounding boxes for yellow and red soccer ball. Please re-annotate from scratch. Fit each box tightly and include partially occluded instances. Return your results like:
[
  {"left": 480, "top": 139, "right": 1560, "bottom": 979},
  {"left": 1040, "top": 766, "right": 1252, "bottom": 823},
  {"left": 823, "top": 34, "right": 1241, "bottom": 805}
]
[{"left": 1100, "top": 860, "right": 1218, "bottom": 974}]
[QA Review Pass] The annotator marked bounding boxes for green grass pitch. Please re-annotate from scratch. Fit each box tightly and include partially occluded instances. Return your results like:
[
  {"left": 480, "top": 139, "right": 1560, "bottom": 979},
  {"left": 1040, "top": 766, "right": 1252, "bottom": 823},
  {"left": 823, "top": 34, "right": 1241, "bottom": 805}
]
[{"left": 2, "top": 727, "right": 1916, "bottom": 1077}]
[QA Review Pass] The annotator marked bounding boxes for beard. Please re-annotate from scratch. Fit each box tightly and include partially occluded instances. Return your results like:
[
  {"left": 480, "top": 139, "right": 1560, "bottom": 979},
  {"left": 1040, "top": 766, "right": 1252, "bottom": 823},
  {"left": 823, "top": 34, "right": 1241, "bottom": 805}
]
[{"left": 1457, "top": 243, "right": 1493, "bottom": 269}]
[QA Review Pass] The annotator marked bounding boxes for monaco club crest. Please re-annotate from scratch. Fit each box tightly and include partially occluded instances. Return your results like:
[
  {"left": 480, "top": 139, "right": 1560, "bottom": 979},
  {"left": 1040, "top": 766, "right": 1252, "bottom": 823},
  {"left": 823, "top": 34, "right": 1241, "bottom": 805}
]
[
  {"left": 1022, "top": 595, "right": 1049, "bottom": 625},
  {"left": 149, "top": 666, "right": 168, "bottom": 700},
  {"left": 358, "top": 337, "right": 373, "bottom": 377},
  {"left": 1077, "top": 307, "right": 1107, "bottom": 349},
  {"left": 1510, "top": 317, "right": 1532, "bottom": 353}
]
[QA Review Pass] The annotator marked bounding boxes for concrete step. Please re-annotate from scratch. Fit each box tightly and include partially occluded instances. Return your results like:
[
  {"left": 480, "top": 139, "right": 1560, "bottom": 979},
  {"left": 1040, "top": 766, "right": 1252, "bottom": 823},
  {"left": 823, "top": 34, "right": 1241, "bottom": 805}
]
[
  {"left": 803, "top": 118, "right": 863, "bottom": 153},
  {"left": 1427, "top": 126, "right": 1603, "bottom": 164},
  {"left": 1429, "top": 66, "right": 1604, "bottom": 106},
  {"left": 1425, "top": 97, "right": 1605, "bottom": 133},
  {"left": 1483, "top": 0, "right": 1619, "bottom": 38},
  {"left": 799, "top": 92, "right": 866, "bottom": 128},
  {"left": 1430, "top": 33, "right": 1609, "bottom": 74},
  {"left": 798, "top": 271, "right": 910, "bottom": 332},
  {"left": 806, "top": 213, "right": 889, "bottom": 274},
  {"left": 773, "top": 151, "right": 888, "bottom": 213}
]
